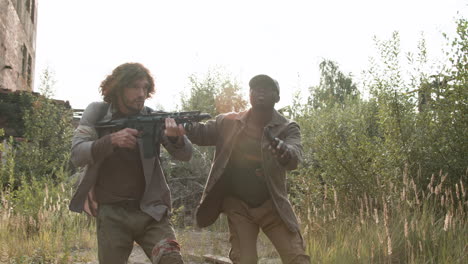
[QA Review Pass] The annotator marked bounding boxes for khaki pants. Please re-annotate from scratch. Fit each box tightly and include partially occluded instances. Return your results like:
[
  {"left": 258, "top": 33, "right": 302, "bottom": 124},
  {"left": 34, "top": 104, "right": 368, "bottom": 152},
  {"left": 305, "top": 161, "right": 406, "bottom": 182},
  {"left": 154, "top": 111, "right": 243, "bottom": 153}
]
[
  {"left": 96, "top": 203, "right": 183, "bottom": 264},
  {"left": 222, "top": 196, "right": 310, "bottom": 264}
]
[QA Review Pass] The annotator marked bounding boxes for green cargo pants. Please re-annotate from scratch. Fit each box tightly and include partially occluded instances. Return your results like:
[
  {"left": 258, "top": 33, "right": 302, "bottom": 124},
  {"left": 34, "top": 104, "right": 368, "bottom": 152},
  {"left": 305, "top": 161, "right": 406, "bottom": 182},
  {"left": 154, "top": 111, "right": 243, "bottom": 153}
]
[
  {"left": 96, "top": 202, "right": 183, "bottom": 264},
  {"left": 222, "top": 196, "right": 311, "bottom": 264}
]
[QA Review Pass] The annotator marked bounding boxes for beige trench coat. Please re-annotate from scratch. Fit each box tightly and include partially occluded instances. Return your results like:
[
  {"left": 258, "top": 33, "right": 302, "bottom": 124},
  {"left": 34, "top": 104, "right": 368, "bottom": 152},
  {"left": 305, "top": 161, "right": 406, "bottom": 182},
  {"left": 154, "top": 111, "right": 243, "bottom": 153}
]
[{"left": 187, "top": 109, "right": 303, "bottom": 232}]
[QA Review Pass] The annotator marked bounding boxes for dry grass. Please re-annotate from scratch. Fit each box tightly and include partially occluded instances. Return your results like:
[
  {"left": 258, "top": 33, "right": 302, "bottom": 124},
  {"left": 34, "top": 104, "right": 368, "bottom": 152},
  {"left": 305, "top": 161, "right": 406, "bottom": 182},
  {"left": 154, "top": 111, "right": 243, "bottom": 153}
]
[
  {"left": 297, "top": 168, "right": 467, "bottom": 263},
  {"left": 0, "top": 184, "right": 96, "bottom": 264},
  {"left": 0, "top": 167, "right": 466, "bottom": 263}
]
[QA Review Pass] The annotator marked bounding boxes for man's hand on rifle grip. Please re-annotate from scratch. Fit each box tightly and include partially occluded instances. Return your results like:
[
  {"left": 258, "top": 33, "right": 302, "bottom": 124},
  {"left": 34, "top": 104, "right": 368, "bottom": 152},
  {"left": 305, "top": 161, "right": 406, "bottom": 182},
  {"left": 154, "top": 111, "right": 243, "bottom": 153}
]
[{"left": 110, "top": 128, "right": 139, "bottom": 149}]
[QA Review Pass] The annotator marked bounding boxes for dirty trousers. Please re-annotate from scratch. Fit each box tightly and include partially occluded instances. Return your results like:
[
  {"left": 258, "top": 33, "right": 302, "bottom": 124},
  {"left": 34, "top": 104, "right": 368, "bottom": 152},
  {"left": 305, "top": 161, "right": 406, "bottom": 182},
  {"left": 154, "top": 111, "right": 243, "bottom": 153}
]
[
  {"left": 222, "top": 196, "right": 310, "bottom": 264},
  {"left": 96, "top": 203, "right": 183, "bottom": 264}
]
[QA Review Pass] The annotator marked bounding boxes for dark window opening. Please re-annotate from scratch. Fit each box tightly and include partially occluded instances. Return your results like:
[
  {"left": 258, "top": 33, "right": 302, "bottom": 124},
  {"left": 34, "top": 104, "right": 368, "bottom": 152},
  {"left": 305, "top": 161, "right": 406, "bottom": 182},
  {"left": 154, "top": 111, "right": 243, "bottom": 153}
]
[
  {"left": 25, "top": 0, "right": 30, "bottom": 13},
  {"left": 30, "top": 0, "right": 35, "bottom": 23},
  {"left": 21, "top": 44, "right": 27, "bottom": 77},
  {"left": 27, "top": 54, "right": 32, "bottom": 87}
]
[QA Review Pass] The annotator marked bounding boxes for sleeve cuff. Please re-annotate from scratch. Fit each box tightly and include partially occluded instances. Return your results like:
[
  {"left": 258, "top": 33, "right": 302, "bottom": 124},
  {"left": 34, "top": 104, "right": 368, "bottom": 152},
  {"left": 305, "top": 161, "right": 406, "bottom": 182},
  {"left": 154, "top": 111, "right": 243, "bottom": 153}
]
[
  {"left": 162, "top": 134, "right": 186, "bottom": 148},
  {"left": 91, "top": 134, "right": 113, "bottom": 161}
]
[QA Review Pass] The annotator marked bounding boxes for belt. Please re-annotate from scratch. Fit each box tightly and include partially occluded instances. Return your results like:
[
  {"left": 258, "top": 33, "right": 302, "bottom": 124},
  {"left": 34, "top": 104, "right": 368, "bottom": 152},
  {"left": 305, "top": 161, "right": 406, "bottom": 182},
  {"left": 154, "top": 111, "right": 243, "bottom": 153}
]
[{"left": 109, "top": 199, "right": 140, "bottom": 209}]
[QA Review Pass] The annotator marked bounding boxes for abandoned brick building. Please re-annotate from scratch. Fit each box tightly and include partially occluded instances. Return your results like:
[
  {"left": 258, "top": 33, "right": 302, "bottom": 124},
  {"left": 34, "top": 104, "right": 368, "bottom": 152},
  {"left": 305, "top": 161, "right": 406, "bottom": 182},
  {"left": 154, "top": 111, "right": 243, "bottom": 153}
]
[
  {"left": 1, "top": 0, "right": 39, "bottom": 137},
  {"left": 0, "top": 0, "right": 37, "bottom": 92}
]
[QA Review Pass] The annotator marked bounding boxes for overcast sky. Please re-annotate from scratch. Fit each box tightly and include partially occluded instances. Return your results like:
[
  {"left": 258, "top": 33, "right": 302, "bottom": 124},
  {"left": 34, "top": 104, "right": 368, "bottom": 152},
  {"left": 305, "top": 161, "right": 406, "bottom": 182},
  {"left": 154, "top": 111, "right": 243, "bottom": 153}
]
[{"left": 34, "top": 0, "right": 467, "bottom": 111}]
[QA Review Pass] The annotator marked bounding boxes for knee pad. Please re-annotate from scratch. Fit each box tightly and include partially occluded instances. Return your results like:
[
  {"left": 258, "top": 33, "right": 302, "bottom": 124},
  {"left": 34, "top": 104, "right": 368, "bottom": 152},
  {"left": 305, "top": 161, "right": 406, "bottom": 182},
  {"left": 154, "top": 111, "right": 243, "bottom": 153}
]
[{"left": 152, "top": 239, "right": 181, "bottom": 264}]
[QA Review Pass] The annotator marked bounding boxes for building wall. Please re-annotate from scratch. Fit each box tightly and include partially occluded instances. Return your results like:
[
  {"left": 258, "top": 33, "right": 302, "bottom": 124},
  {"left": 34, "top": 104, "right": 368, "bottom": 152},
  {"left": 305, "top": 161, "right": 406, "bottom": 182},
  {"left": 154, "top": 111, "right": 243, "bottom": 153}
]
[{"left": 0, "top": 0, "right": 38, "bottom": 92}]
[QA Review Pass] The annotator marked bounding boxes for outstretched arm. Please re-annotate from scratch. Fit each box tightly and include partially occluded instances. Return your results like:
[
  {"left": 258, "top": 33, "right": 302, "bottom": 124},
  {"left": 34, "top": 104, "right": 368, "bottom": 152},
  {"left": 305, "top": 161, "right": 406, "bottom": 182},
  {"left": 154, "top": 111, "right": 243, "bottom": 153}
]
[
  {"left": 162, "top": 118, "right": 192, "bottom": 161},
  {"left": 185, "top": 115, "right": 223, "bottom": 146},
  {"left": 266, "top": 122, "right": 303, "bottom": 170}
]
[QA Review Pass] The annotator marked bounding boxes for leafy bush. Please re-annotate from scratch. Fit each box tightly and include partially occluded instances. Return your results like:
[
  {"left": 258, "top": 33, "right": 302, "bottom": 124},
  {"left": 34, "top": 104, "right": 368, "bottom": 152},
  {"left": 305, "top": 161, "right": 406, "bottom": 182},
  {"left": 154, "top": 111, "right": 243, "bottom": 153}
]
[
  {"left": 290, "top": 18, "right": 467, "bottom": 203},
  {"left": 0, "top": 69, "right": 93, "bottom": 263}
]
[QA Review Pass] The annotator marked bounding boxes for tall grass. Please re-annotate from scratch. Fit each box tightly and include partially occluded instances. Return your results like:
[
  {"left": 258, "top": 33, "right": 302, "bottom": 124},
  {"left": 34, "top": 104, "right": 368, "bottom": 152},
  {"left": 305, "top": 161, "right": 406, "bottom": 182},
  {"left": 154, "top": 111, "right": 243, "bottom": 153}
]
[
  {"left": 177, "top": 167, "right": 467, "bottom": 263},
  {"left": 1, "top": 131, "right": 466, "bottom": 263},
  {"left": 296, "top": 167, "right": 467, "bottom": 263},
  {"left": 1, "top": 167, "right": 466, "bottom": 264},
  {"left": 0, "top": 179, "right": 96, "bottom": 264},
  {"left": 0, "top": 136, "right": 96, "bottom": 264},
  {"left": 1, "top": 168, "right": 466, "bottom": 263}
]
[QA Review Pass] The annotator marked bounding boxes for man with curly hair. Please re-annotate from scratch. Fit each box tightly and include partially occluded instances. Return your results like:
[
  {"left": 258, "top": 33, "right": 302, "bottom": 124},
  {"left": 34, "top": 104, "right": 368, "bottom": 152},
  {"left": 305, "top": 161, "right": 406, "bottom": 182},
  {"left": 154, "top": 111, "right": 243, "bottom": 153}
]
[{"left": 69, "top": 62, "right": 191, "bottom": 264}]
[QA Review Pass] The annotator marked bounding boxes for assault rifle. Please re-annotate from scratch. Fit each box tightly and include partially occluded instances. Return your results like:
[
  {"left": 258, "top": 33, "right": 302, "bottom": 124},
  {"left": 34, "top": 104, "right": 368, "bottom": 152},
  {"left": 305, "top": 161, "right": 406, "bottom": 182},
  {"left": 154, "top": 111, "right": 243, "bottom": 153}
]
[{"left": 95, "top": 111, "right": 211, "bottom": 158}]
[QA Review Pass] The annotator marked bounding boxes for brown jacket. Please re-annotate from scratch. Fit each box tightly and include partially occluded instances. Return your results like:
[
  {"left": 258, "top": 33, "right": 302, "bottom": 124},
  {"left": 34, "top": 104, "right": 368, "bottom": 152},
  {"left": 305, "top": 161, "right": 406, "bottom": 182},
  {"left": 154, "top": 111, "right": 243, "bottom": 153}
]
[
  {"left": 69, "top": 102, "right": 192, "bottom": 220},
  {"left": 187, "top": 109, "right": 303, "bottom": 232}
]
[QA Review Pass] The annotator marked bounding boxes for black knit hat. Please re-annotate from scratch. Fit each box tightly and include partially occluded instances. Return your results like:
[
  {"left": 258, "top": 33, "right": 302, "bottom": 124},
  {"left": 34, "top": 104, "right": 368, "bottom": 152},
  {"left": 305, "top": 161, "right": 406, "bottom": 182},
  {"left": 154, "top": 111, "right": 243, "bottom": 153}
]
[{"left": 249, "top": 74, "right": 280, "bottom": 94}]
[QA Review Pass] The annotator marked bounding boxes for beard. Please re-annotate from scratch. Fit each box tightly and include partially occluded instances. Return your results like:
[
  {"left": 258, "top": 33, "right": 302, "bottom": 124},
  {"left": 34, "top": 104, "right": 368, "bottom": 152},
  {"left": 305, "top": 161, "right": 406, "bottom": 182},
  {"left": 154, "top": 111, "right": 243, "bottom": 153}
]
[{"left": 121, "top": 97, "right": 145, "bottom": 114}]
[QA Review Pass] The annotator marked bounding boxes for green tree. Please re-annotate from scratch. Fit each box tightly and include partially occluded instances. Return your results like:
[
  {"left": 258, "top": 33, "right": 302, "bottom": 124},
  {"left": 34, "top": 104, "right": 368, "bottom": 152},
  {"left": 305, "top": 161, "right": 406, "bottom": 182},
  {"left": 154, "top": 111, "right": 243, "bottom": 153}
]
[
  {"left": 181, "top": 72, "right": 217, "bottom": 116},
  {"left": 14, "top": 67, "right": 74, "bottom": 183},
  {"left": 362, "top": 31, "right": 428, "bottom": 188},
  {"left": 0, "top": 67, "right": 74, "bottom": 230},
  {"left": 310, "top": 60, "right": 359, "bottom": 110},
  {"left": 412, "top": 18, "right": 468, "bottom": 184},
  {"left": 0, "top": 90, "right": 35, "bottom": 139},
  {"left": 215, "top": 79, "right": 248, "bottom": 114},
  {"left": 181, "top": 67, "right": 247, "bottom": 116},
  {"left": 293, "top": 61, "right": 382, "bottom": 199}
]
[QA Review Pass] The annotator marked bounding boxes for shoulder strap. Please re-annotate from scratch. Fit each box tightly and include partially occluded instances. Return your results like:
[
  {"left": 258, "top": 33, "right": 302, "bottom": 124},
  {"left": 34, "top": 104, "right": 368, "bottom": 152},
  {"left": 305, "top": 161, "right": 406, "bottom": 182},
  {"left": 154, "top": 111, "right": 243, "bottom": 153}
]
[
  {"left": 143, "top": 106, "right": 161, "bottom": 158},
  {"left": 97, "top": 103, "right": 110, "bottom": 122}
]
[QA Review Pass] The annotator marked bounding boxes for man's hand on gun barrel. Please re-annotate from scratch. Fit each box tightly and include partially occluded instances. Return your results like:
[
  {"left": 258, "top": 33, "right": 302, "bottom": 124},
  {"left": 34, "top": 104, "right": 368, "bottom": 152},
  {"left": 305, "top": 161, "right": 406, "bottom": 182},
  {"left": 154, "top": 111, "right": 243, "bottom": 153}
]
[
  {"left": 110, "top": 118, "right": 184, "bottom": 149},
  {"left": 164, "top": 117, "right": 186, "bottom": 138}
]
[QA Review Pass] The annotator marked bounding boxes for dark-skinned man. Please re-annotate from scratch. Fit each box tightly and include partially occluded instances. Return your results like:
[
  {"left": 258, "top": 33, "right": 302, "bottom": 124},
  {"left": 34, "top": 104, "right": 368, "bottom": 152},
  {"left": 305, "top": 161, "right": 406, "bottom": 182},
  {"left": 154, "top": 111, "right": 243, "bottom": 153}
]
[{"left": 187, "top": 74, "right": 310, "bottom": 263}]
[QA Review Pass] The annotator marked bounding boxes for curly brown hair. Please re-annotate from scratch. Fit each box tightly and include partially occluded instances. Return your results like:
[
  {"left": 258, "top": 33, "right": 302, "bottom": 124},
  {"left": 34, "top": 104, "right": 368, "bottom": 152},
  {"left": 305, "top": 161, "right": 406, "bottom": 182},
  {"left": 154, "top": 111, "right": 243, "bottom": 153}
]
[{"left": 99, "top": 62, "right": 155, "bottom": 103}]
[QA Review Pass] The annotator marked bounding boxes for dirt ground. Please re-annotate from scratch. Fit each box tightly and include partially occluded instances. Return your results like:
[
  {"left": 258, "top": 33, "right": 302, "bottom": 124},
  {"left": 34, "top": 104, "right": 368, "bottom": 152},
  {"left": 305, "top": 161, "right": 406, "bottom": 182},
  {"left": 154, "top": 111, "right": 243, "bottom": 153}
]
[{"left": 73, "top": 229, "right": 281, "bottom": 264}]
